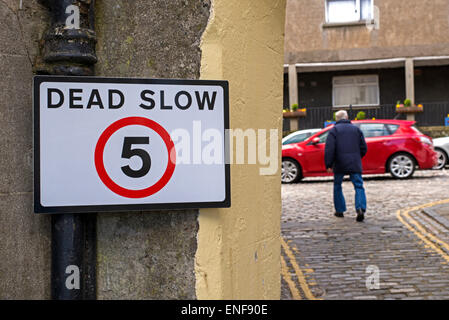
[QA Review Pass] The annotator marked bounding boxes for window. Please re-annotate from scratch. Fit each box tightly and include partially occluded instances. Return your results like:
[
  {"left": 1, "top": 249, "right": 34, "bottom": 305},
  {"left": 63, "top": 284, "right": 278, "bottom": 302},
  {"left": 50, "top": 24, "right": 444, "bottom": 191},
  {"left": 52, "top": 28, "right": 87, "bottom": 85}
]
[
  {"left": 311, "top": 131, "right": 330, "bottom": 144},
  {"left": 386, "top": 124, "right": 399, "bottom": 134},
  {"left": 319, "top": 131, "right": 330, "bottom": 143},
  {"left": 283, "top": 133, "right": 311, "bottom": 145},
  {"left": 326, "top": 0, "right": 373, "bottom": 23},
  {"left": 359, "top": 123, "right": 389, "bottom": 138},
  {"left": 332, "top": 75, "right": 379, "bottom": 107}
]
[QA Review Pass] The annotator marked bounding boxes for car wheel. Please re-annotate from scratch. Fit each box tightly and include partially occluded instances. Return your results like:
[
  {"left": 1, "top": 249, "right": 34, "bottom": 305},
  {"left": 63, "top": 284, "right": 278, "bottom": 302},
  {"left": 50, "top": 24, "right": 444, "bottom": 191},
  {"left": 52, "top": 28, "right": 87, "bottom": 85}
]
[
  {"left": 433, "top": 148, "right": 448, "bottom": 170},
  {"left": 389, "top": 153, "right": 415, "bottom": 179},
  {"left": 282, "top": 159, "right": 302, "bottom": 184}
]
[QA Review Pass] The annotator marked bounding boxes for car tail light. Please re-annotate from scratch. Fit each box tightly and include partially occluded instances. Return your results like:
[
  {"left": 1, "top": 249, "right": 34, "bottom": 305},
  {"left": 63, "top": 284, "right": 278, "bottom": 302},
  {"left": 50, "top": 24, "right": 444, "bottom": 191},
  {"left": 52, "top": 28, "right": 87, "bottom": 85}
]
[{"left": 418, "top": 136, "right": 432, "bottom": 145}]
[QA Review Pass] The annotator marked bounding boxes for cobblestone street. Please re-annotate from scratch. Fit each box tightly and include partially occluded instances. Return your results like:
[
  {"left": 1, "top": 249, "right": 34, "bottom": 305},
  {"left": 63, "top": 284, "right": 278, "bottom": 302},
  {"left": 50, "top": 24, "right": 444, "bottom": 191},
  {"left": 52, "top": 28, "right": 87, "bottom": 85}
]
[{"left": 281, "top": 170, "right": 449, "bottom": 300}]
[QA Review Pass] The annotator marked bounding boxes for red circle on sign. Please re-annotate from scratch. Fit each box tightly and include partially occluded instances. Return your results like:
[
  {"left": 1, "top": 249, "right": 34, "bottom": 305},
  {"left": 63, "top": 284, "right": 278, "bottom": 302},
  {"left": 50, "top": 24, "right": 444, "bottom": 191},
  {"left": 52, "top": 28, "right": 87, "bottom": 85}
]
[{"left": 94, "top": 117, "right": 176, "bottom": 199}]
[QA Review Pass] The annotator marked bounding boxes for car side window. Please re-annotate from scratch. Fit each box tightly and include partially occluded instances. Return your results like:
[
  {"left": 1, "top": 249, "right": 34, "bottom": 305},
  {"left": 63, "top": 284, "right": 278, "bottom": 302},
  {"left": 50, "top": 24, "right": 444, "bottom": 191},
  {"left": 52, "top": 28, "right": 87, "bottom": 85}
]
[
  {"left": 318, "top": 131, "right": 329, "bottom": 144},
  {"left": 283, "top": 133, "right": 309, "bottom": 145},
  {"left": 359, "top": 123, "right": 389, "bottom": 138}
]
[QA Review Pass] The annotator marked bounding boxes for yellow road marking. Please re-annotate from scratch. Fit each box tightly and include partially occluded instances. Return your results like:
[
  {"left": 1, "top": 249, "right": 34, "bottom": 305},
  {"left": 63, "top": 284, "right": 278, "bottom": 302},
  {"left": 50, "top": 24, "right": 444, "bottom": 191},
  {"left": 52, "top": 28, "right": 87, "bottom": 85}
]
[
  {"left": 404, "top": 211, "right": 449, "bottom": 253},
  {"left": 280, "top": 255, "right": 302, "bottom": 300},
  {"left": 396, "top": 210, "right": 449, "bottom": 263},
  {"left": 281, "top": 237, "right": 319, "bottom": 300},
  {"left": 397, "top": 199, "right": 449, "bottom": 263}
]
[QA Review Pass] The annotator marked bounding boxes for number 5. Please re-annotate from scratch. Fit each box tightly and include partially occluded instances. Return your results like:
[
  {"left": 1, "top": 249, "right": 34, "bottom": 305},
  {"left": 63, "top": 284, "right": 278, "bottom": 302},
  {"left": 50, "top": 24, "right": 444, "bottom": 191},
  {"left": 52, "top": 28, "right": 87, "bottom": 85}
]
[{"left": 121, "top": 137, "right": 151, "bottom": 178}]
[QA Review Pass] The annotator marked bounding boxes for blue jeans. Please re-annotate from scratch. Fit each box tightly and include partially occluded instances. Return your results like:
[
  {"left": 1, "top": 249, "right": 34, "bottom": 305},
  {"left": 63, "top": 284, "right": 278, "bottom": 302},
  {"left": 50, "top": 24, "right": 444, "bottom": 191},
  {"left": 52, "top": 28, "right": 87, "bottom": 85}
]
[{"left": 333, "top": 173, "right": 367, "bottom": 213}]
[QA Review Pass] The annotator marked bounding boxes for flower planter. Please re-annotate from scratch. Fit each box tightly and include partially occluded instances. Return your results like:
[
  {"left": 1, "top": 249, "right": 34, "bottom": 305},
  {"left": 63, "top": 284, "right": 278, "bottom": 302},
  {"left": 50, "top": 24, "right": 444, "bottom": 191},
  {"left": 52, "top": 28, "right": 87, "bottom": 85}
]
[
  {"left": 395, "top": 106, "right": 424, "bottom": 114},
  {"left": 283, "top": 110, "right": 307, "bottom": 118}
]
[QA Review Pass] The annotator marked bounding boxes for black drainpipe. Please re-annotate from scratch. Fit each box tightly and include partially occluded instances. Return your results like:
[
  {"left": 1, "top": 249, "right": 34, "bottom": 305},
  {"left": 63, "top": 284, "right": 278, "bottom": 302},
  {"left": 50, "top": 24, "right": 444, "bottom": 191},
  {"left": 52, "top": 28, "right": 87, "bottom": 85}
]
[{"left": 38, "top": 0, "right": 97, "bottom": 300}]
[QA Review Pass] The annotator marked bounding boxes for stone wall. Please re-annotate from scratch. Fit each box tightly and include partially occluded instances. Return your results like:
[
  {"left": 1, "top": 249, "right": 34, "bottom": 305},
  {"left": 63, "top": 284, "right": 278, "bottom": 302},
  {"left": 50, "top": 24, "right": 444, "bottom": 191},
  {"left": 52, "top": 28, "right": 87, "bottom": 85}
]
[
  {"left": 0, "top": 0, "right": 211, "bottom": 300},
  {"left": 0, "top": 0, "right": 51, "bottom": 299},
  {"left": 419, "top": 126, "right": 449, "bottom": 139},
  {"left": 95, "top": 0, "right": 211, "bottom": 300}
]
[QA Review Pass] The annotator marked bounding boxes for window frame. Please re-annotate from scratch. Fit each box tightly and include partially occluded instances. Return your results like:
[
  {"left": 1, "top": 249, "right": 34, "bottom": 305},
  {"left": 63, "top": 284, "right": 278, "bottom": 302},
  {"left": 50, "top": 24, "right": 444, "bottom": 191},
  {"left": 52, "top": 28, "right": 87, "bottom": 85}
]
[
  {"left": 325, "top": 0, "right": 374, "bottom": 24},
  {"left": 332, "top": 74, "right": 380, "bottom": 108}
]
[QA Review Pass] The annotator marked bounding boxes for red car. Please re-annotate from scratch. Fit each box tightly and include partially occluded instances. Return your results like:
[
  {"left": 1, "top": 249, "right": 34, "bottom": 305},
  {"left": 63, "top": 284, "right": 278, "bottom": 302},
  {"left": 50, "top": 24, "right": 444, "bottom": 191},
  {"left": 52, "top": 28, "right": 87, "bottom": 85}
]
[{"left": 282, "top": 120, "right": 438, "bottom": 183}]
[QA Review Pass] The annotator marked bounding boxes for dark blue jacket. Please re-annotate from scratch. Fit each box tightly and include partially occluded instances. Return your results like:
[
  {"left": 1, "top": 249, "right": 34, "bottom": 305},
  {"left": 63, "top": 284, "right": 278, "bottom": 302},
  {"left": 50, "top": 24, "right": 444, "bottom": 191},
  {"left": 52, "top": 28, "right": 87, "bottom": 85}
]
[{"left": 324, "top": 119, "right": 367, "bottom": 174}]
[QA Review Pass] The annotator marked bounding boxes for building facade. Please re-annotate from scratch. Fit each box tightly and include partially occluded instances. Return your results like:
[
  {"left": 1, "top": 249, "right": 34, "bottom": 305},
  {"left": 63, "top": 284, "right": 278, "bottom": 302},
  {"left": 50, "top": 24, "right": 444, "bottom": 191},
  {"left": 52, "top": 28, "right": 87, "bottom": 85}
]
[{"left": 284, "top": 0, "right": 449, "bottom": 131}]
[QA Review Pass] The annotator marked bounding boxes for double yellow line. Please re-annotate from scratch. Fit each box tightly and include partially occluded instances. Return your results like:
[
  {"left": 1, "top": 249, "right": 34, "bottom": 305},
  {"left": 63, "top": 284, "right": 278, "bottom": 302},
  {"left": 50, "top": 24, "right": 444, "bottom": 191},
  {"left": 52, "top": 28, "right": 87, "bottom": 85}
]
[
  {"left": 396, "top": 199, "right": 449, "bottom": 263},
  {"left": 280, "top": 237, "right": 320, "bottom": 300},
  {"left": 281, "top": 200, "right": 449, "bottom": 300}
]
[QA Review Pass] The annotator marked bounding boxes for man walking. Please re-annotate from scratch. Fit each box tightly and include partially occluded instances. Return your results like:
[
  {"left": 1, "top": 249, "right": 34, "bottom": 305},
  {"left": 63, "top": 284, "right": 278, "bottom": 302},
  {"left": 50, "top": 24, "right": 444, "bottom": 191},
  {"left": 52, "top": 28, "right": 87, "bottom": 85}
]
[{"left": 325, "top": 110, "right": 368, "bottom": 222}]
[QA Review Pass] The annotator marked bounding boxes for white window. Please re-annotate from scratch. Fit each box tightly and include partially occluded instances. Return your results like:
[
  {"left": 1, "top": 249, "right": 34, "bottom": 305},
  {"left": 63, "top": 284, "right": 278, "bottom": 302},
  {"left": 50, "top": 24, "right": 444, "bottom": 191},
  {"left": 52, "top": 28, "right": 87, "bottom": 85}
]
[
  {"left": 332, "top": 75, "right": 379, "bottom": 107},
  {"left": 326, "top": 0, "right": 373, "bottom": 23}
]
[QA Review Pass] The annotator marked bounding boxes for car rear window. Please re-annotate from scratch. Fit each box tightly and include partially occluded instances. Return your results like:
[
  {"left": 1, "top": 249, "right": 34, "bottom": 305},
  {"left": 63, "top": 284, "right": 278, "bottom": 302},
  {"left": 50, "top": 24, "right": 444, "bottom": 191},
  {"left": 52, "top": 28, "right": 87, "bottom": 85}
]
[{"left": 386, "top": 124, "right": 399, "bottom": 134}]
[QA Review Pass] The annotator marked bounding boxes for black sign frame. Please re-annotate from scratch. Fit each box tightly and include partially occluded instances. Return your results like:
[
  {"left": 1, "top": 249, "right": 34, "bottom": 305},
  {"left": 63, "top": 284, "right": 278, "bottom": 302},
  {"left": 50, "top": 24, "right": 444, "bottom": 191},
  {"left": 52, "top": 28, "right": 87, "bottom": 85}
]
[{"left": 33, "top": 75, "right": 231, "bottom": 214}]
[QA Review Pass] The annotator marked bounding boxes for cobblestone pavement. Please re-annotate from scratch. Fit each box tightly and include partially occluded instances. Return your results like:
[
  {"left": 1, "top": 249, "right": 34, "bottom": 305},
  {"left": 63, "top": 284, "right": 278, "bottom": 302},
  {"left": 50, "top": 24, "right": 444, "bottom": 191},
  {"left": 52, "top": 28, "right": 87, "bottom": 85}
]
[{"left": 281, "top": 170, "right": 449, "bottom": 300}]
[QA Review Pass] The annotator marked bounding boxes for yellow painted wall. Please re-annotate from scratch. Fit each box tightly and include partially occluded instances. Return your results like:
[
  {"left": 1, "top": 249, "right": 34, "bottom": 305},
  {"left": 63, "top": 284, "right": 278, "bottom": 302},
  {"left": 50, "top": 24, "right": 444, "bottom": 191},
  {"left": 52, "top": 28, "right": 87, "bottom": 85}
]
[{"left": 196, "top": 0, "right": 286, "bottom": 299}]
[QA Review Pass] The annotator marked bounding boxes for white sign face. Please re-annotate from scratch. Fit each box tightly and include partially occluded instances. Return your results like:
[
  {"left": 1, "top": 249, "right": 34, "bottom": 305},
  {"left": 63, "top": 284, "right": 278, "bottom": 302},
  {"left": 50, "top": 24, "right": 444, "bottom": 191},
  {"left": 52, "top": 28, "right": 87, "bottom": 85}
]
[{"left": 33, "top": 76, "right": 230, "bottom": 213}]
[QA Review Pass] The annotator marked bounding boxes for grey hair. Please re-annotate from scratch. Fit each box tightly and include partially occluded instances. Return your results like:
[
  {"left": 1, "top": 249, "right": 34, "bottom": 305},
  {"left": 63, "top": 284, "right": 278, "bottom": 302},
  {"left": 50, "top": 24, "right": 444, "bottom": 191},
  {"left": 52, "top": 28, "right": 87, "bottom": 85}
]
[{"left": 335, "top": 110, "right": 348, "bottom": 121}]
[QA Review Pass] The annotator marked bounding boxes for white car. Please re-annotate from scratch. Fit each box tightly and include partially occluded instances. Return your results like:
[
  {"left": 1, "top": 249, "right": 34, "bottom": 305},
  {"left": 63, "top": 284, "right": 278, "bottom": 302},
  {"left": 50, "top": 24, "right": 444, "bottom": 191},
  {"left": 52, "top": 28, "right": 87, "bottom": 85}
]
[
  {"left": 433, "top": 136, "right": 449, "bottom": 170},
  {"left": 282, "top": 129, "right": 321, "bottom": 145}
]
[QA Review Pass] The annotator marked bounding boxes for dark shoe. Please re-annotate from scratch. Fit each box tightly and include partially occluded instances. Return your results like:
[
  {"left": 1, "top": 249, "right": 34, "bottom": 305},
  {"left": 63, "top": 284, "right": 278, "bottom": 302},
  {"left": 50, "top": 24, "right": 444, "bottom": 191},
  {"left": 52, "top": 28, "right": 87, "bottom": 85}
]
[
  {"left": 356, "top": 209, "right": 365, "bottom": 222},
  {"left": 334, "top": 212, "right": 344, "bottom": 218}
]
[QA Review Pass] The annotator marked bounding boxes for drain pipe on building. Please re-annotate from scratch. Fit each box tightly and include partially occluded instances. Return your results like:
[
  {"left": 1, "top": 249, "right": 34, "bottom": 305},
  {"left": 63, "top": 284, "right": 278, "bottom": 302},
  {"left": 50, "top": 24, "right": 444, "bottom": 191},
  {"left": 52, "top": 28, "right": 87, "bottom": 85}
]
[{"left": 37, "top": 0, "right": 97, "bottom": 300}]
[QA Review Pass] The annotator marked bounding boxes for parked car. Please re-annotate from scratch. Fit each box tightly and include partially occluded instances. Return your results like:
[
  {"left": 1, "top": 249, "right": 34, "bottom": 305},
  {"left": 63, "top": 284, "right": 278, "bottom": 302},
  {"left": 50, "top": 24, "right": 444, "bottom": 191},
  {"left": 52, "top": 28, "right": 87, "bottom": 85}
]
[
  {"left": 282, "top": 120, "right": 438, "bottom": 183},
  {"left": 282, "top": 129, "right": 321, "bottom": 145},
  {"left": 433, "top": 136, "right": 449, "bottom": 170}
]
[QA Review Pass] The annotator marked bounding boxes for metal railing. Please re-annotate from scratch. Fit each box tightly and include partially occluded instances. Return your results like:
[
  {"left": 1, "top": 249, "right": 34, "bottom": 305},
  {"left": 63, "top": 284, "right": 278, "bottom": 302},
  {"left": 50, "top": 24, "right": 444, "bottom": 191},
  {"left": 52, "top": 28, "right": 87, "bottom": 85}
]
[
  {"left": 416, "top": 102, "right": 449, "bottom": 127},
  {"left": 283, "top": 102, "right": 449, "bottom": 132}
]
